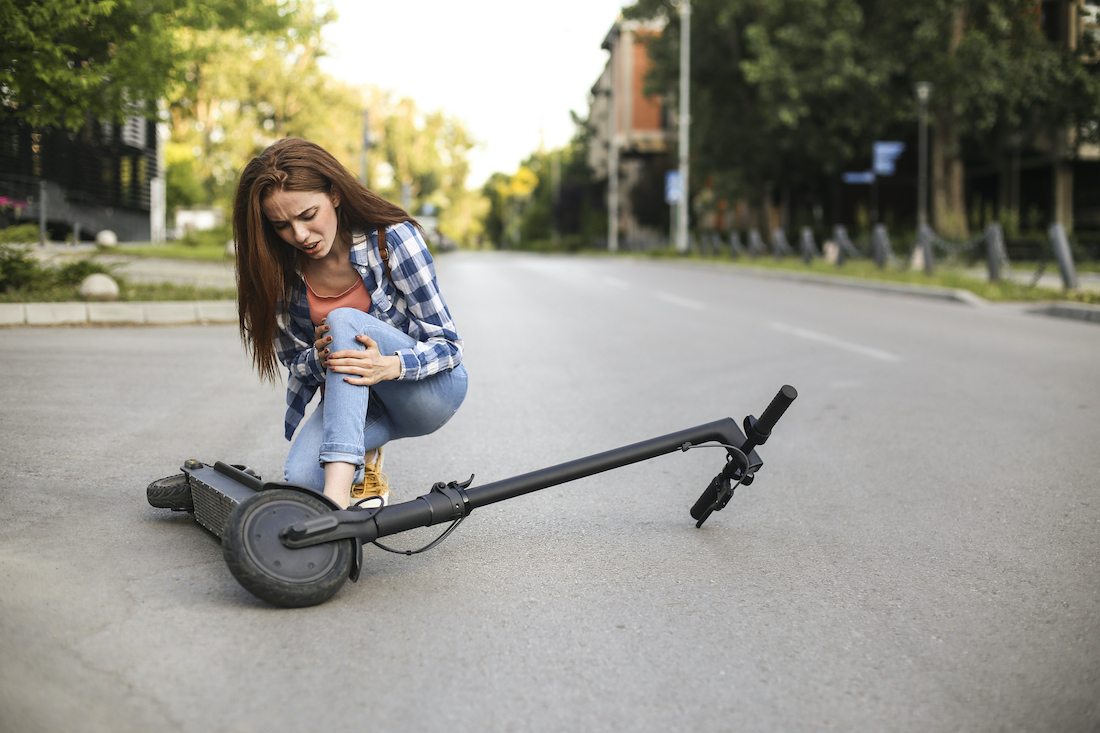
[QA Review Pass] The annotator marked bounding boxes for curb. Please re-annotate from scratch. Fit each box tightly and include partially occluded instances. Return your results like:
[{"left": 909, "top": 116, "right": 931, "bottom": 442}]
[
  {"left": 1026, "top": 301, "right": 1100, "bottom": 324},
  {"left": 0, "top": 300, "right": 236, "bottom": 326},
  {"left": 668, "top": 259, "right": 1100, "bottom": 323},
  {"left": 671, "top": 261, "right": 990, "bottom": 306},
  {"left": 737, "top": 268, "right": 990, "bottom": 307}
]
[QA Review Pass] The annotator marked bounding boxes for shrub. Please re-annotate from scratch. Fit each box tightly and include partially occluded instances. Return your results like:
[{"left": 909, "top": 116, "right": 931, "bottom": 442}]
[
  {"left": 0, "top": 244, "right": 48, "bottom": 292},
  {"left": 176, "top": 224, "right": 232, "bottom": 249},
  {"left": 55, "top": 257, "right": 117, "bottom": 287},
  {"left": 0, "top": 224, "right": 42, "bottom": 245},
  {"left": 0, "top": 244, "right": 118, "bottom": 296}
]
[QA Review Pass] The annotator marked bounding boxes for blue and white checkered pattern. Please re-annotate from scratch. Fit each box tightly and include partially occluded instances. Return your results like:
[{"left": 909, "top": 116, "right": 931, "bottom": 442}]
[{"left": 275, "top": 222, "right": 464, "bottom": 440}]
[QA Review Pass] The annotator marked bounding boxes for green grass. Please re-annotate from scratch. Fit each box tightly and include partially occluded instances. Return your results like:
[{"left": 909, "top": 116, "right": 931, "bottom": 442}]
[
  {"left": 112, "top": 243, "right": 234, "bottom": 262},
  {"left": 0, "top": 281, "right": 236, "bottom": 303},
  {"left": 638, "top": 250, "right": 1100, "bottom": 305},
  {"left": 113, "top": 225, "right": 235, "bottom": 262}
]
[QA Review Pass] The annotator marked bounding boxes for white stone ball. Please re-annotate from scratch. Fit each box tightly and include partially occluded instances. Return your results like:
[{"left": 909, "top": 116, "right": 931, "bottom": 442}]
[
  {"left": 96, "top": 230, "right": 118, "bottom": 247},
  {"left": 80, "top": 273, "right": 120, "bottom": 301}
]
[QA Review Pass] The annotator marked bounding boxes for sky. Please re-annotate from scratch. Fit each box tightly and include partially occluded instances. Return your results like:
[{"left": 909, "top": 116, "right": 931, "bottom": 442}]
[{"left": 317, "top": 0, "right": 631, "bottom": 187}]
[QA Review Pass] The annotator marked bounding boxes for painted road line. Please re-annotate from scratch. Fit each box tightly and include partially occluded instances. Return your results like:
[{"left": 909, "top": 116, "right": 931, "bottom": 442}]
[
  {"left": 771, "top": 322, "right": 902, "bottom": 362},
  {"left": 657, "top": 292, "right": 704, "bottom": 310}
]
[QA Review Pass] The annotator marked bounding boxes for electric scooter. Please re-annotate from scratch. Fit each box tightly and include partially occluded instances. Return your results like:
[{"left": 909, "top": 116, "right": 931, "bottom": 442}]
[{"left": 147, "top": 385, "right": 797, "bottom": 607}]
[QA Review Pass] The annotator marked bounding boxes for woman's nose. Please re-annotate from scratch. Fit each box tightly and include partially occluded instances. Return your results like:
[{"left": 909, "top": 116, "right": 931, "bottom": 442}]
[{"left": 292, "top": 221, "right": 309, "bottom": 242}]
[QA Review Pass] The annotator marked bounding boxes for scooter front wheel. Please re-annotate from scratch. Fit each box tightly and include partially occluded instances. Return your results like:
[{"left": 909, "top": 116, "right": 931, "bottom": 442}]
[{"left": 222, "top": 489, "right": 353, "bottom": 608}]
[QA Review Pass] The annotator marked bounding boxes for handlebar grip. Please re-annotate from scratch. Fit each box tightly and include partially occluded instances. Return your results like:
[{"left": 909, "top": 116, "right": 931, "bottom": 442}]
[
  {"left": 754, "top": 385, "right": 798, "bottom": 436},
  {"left": 690, "top": 481, "right": 720, "bottom": 521}
]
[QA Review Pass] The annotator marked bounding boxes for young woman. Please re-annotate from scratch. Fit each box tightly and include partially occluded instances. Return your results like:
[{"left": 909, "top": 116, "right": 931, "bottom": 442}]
[{"left": 232, "top": 137, "right": 467, "bottom": 509}]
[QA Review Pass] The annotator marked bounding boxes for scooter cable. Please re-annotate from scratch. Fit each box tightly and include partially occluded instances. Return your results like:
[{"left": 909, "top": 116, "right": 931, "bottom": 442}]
[
  {"left": 350, "top": 497, "right": 467, "bottom": 556},
  {"left": 373, "top": 516, "right": 467, "bottom": 556}
]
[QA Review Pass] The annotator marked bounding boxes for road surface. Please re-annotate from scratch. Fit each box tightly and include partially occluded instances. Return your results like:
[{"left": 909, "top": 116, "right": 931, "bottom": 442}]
[{"left": 1, "top": 252, "right": 1097, "bottom": 732}]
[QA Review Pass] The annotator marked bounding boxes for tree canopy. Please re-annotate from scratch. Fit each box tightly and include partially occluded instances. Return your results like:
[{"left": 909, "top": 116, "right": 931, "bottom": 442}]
[
  {"left": 0, "top": 0, "right": 297, "bottom": 129},
  {"left": 622, "top": 0, "right": 1100, "bottom": 238}
]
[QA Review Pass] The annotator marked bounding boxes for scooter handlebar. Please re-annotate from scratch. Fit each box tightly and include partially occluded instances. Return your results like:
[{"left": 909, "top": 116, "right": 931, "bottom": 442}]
[
  {"left": 755, "top": 384, "right": 798, "bottom": 436},
  {"left": 690, "top": 385, "right": 797, "bottom": 526}
]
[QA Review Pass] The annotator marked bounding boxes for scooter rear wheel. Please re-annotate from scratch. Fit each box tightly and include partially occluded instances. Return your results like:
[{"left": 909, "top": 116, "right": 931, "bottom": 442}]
[{"left": 222, "top": 489, "right": 353, "bottom": 608}]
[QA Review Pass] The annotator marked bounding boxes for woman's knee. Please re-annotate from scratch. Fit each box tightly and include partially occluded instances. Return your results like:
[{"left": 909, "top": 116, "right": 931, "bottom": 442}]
[
  {"left": 324, "top": 308, "right": 376, "bottom": 349},
  {"left": 325, "top": 307, "right": 372, "bottom": 332}
]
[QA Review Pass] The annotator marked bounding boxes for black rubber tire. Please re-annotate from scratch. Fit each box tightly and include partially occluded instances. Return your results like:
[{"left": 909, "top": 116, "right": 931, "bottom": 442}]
[
  {"left": 221, "top": 489, "right": 353, "bottom": 608},
  {"left": 147, "top": 473, "right": 194, "bottom": 512}
]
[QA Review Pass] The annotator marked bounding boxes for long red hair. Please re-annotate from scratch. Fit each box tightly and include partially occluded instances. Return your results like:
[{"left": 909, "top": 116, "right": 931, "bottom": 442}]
[{"left": 232, "top": 137, "right": 416, "bottom": 382}]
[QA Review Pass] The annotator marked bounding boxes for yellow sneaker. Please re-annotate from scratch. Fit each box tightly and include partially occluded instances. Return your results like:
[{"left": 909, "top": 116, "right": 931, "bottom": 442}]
[{"left": 350, "top": 447, "right": 390, "bottom": 507}]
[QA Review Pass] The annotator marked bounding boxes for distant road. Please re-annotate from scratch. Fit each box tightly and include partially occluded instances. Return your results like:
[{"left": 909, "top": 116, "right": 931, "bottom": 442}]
[{"left": 1, "top": 252, "right": 1097, "bottom": 733}]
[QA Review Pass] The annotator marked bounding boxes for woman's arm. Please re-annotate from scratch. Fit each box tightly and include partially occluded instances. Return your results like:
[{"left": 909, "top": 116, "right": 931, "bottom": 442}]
[
  {"left": 382, "top": 222, "right": 464, "bottom": 380},
  {"left": 275, "top": 293, "right": 326, "bottom": 385}
]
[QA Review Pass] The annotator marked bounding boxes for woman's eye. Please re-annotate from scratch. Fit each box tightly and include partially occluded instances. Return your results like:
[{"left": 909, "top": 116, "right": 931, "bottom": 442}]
[{"left": 301, "top": 212, "right": 316, "bottom": 221}]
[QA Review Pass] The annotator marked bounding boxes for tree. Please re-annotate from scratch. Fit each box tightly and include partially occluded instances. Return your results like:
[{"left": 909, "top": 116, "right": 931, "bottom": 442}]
[
  {"left": 482, "top": 129, "right": 606, "bottom": 251},
  {"left": 623, "top": 0, "right": 1100, "bottom": 238},
  {"left": 894, "top": 0, "right": 1100, "bottom": 238},
  {"left": 0, "top": 0, "right": 295, "bottom": 129},
  {"left": 164, "top": 3, "right": 486, "bottom": 244}
]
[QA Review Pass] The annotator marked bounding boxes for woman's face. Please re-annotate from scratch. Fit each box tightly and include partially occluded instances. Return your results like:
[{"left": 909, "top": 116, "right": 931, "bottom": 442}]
[{"left": 261, "top": 188, "right": 341, "bottom": 260}]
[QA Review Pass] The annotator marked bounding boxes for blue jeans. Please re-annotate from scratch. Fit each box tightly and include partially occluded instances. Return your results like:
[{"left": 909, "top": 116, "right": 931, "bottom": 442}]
[{"left": 284, "top": 307, "right": 467, "bottom": 490}]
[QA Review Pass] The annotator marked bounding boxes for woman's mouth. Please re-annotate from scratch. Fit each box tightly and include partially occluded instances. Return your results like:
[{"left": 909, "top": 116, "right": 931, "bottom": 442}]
[{"left": 301, "top": 241, "right": 320, "bottom": 253}]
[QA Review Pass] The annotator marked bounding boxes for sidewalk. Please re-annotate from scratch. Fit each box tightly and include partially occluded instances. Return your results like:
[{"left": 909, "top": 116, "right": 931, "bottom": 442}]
[
  {"left": 31, "top": 242, "right": 237, "bottom": 289},
  {"left": 1, "top": 243, "right": 237, "bottom": 325}
]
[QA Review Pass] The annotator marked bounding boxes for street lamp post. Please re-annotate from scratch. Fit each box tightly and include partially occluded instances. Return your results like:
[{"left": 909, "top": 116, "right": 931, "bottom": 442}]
[
  {"left": 676, "top": 0, "right": 691, "bottom": 254},
  {"left": 915, "top": 82, "right": 932, "bottom": 230},
  {"left": 608, "top": 77, "right": 619, "bottom": 253},
  {"left": 915, "top": 81, "right": 933, "bottom": 274}
]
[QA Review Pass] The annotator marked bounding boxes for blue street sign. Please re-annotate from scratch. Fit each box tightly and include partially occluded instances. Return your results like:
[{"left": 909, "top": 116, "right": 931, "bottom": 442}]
[
  {"left": 665, "top": 171, "right": 683, "bottom": 205},
  {"left": 842, "top": 171, "right": 876, "bottom": 184},
  {"left": 873, "top": 141, "right": 906, "bottom": 176}
]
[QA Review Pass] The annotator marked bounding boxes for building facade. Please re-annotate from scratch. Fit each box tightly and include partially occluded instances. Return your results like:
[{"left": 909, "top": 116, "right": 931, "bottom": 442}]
[
  {"left": 588, "top": 17, "right": 676, "bottom": 250},
  {"left": 0, "top": 112, "right": 163, "bottom": 242}
]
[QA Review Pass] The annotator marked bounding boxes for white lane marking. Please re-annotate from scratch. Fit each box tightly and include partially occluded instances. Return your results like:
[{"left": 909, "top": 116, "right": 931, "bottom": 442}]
[
  {"left": 601, "top": 276, "right": 630, "bottom": 289},
  {"left": 771, "top": 322, "right": 901, "bottom": 362},
  {"left": 657, "top": 292, "right": 704, "bottom": 310}
]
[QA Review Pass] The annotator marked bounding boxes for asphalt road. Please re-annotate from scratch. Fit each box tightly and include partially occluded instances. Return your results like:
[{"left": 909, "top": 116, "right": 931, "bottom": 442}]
[{"left": 1, "top": 252, "right": 1097, "bottom": 733}]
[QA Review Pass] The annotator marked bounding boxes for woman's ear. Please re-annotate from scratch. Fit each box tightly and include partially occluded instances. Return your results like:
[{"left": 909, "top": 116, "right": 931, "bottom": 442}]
[{"left": 331, "top": 191, "right": 341, "bottom": 209}]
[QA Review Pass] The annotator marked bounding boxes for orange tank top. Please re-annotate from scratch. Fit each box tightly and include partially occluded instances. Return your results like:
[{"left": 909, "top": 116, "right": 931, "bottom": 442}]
[{"left": 303, "top": 275, "right": 372, "bottom": 327}]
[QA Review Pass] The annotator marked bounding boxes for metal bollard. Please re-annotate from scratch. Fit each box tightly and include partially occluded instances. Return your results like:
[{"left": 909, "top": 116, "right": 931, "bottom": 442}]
[
  {"left": 918, "top": 225, "right": 935, "bottom": 275},
  {"left": 749, "top": 229, "right": 766, "bottom": 258},
  {"left": 985, "top": 222, "right": 1009, "bottom": 282},
  {"left": 799, "top": 227, "right": 819, "bottom": 264},
  {"left": 872, "top": 224, "right": 891, "bottom": 269},
  {"left": 1048, "top": 223, "right": 1079, "bottom": 290}
]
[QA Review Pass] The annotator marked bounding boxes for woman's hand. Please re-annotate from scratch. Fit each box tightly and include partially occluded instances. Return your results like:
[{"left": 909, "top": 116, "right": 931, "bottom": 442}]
[
  {"left": 327, "top": 334, "right": 401, "bottom": 386},
  {"left": 313, "top": 324, "right": 332, "bottom": 370}
]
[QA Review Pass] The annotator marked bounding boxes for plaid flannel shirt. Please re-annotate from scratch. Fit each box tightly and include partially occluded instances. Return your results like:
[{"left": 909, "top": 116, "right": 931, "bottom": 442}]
[{"left": 275, "top": 222, "right": 463, "bottom": 440}]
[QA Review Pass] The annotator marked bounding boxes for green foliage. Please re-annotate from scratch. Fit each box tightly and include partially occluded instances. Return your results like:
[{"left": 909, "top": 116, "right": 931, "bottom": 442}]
[
  {"left": 0, "top": 244, "right": 47, "bottom": 291},
  {"left": 165, "top": 145, "right": 207, "bottom": 210},
  {"left": 177, "top": 224, "right": 233, "bottom": 249},
  {"left": 638, "top": 248, "right": 1100, "bottom": 304},
  {"left": 54, "top": 257, "right": 117, "bottom": 288},
  {"left": 163, "top": 3, "right": 486, "bottom": 244},
  {"left": 0, "top": 224, "right": 41, "bottom": 245},
  {"left": 0, "top": 0, "right": 298, "bottom": 129},
  {"left": 0, "top": 244, "right": 235, "bottom": 302},
  {"left": 484, "top": 132, "right": 606, "bottom": 251},
  {"left": 622, "top": 0, "right": 1100, "bottom": 231},
  {"left": 0, "top": 244, "right": 113, "bottom": 296},
  {"left": 108, "top": 242, "right": 233, "bottom": 261}
]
